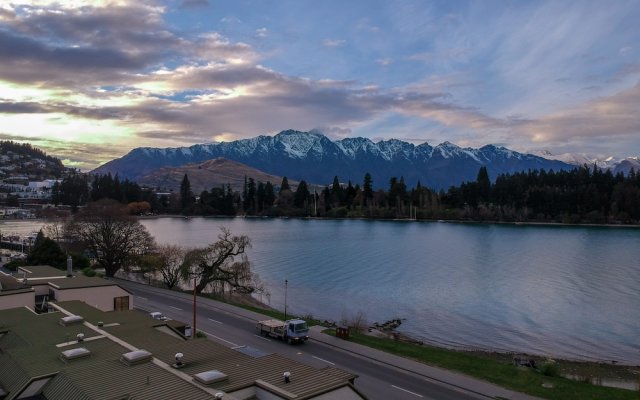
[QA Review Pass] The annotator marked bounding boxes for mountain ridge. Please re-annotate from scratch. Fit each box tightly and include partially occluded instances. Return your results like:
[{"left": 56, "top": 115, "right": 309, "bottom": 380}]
[{"left": 93, "top": 130, "right": 573, "bottom": 190}]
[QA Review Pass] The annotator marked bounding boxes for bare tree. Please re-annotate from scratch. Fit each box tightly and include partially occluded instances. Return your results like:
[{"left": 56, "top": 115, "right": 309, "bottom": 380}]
[
  {"left": 182, "top": 227, "right": 263, "bottom": 295},
  {"left": 41, "top": 208, "right": 71, "bottom": 249},
  {"left": 350, "top": 310, "right": 368, "bottom": 334},
  {"left": 155, "top": 244, "right": 185, "bottom": 289},
  {"left": 69, "top": 199, "right": 155, "bottom": 277}
]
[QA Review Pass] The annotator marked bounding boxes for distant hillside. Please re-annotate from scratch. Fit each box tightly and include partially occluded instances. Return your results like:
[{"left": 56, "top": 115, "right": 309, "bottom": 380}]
[
  {"left": 0, "top": 140, "right": 67, "bottom": 179},
  {"left": 138, "top": 157, "right": 294, "bottom": 193},
  {"left": 93, "top": 130, "right": 573, "bottom": 190}
]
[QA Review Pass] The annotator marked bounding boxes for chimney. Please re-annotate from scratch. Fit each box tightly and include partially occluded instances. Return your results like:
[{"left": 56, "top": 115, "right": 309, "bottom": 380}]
[{"left": 67, "top": 255, "right": 73, "bottom": 277}]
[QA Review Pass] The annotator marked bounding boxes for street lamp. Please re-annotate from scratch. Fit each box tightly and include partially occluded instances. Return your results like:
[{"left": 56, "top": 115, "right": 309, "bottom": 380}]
[
  {"left": 192, "top": 276, "right": 197, "bottom": 339},
  {"left": 284, "top": 279, "right": 288, "bottom": 321}
]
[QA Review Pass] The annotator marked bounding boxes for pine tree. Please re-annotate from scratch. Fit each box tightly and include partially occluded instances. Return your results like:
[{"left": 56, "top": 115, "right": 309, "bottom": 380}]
[
  {"left": 180, "top": 174, "right": 193, "bottom": 212},
  {"left": 363, "top": 173, "right": 373, "bottom": 204},
  {"left": 279, "top": 177, "right": 290, "bottom": 193},
  {"left": 477, "top": 166, "right": 491, "bottom": 203}
]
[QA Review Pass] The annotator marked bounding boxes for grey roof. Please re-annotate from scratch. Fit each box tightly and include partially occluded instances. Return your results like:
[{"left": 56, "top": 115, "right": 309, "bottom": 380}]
[
  {"left": 0, "top": 301, "right": 361, "bottom": 400},
  {"left": 48, "top": 276, "right": 119, "bottom": 290},
  {"left": 17, "top": 265, "right": 67, "bottom": 279},
  {"left": 0, "top": 271, "right": 33, "bottom": 299},
  {"left": 0, "top": 273, "right": 30, "bottom": 292},
  {"left": 0, "top": 306, "right": 215, "bottom": 400}
]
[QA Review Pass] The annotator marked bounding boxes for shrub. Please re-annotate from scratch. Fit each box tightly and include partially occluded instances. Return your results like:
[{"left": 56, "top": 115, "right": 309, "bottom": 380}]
[
  {"left": 540, "top": 361, "right": 560, "bottom": 377},
  {"left": 4, "top": 259, "right": 25, "bottom": 271},
  {"left": 82, "top": 267, "right": 96, "bottom": 277}
]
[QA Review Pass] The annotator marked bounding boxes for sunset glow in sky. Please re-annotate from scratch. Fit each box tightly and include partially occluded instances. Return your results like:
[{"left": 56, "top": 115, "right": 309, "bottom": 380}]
[{"left": 1, "top": 0, "right": 639, "bottom": 169}]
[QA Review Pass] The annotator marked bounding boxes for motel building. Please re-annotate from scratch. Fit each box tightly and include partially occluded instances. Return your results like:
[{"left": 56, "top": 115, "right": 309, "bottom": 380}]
[{"left": 0, "top": 265, "right": 365, "bottom": 400}]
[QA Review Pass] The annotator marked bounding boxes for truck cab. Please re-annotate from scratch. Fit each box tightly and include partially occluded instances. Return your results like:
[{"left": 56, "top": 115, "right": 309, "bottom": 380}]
[{"left": 286, "top": 319, "right": 309, "bottom": 342}]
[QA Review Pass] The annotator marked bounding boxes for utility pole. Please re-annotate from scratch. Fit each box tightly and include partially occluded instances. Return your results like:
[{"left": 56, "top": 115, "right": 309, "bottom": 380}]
[
  {"left": 284, "top": 279, "right": 288, "bottom": 321},
  {"left": 192, "top": 276, "right": 197, "bottom": 339}
]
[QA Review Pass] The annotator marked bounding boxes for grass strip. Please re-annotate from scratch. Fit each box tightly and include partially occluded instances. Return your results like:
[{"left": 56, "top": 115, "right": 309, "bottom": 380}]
[{"left": 331, "top": 330, "right": 638, "bottom": 400}]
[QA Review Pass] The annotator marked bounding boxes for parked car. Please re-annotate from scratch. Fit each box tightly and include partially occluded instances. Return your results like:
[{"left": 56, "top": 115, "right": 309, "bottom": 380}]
[{"left": 149, "top": 311, "right": 168, "bottom": 321}]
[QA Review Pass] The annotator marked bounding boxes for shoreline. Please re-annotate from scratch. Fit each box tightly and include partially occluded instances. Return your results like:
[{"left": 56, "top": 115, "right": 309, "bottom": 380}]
[
  {"left": 135, "top": 214, "right": 640, "bottom": 229},
  {"left": 2, "top": 214, "right": 638, "bottom": 229}
]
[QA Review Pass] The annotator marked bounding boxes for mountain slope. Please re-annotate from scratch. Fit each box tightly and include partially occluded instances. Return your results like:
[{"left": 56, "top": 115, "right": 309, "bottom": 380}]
[
  {"left": 138, "top": 158, "right": 292, "bottom": 193},
  {"left": 533, "top": 150, "right": 640, "bottom": 175},
  {"left": 0, "top": 140, "right": 68, "bottom": 179},
  {"left": 94, "top": 130, "right": 573, "bottom": 190}
]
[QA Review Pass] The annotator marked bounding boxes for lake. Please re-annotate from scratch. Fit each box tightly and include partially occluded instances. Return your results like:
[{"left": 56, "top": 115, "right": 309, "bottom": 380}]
[{"left": 4, "top": 217, "right": 639, "bottom": 364}]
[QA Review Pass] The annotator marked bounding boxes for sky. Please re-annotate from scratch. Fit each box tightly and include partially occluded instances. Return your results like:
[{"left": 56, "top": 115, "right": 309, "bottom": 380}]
[{"left": 0, "top": 0, "right": 639, "bottom": 170}]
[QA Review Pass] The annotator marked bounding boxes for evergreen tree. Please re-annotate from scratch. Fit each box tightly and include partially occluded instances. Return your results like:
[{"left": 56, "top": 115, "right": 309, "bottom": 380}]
[
  {"left": 264, "top": 182, "right": 276, "bottom": 209},
  {"left": 476, "top": 166, "right": 491, "bottom": 203},
  {"left": 294, "top": 180, "right": 310, "bottom": 208},
  {"left": 279, "top": 177, "right": 290, "bottom": 193},
  {"left": 180, "top": 174, "right": 193, "bottom": 212},
  {"left": 26, "top": 231, "right": 67, "bottom": 269},
  {"left": 363, "top": 173, "right": 373, "bottom": 204},
  {"left": 256, "top": 182, "right": 266, "bottom": 213}
]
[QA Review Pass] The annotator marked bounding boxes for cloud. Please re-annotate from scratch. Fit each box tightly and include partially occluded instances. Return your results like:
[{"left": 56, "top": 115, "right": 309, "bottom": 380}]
[
  {"left": 619, "top": 46, "right": 632, "bottom": 56},
  {"left": 516, "top": 83, "right": 640, "bottom": 145},
  {"left": 255, "top": 27, "right": 268, "bottom": 38},
  {"left": 2, "top": 0, "right": 639, "bottom": 169},
  {"left": 322, "top": 39, "right": 346, "bottom": 48}
]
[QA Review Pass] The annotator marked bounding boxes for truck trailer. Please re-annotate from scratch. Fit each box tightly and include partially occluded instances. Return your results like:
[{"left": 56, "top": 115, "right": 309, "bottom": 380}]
[{"left": 256, "top": 319, "right": 309, "bottom": 343}]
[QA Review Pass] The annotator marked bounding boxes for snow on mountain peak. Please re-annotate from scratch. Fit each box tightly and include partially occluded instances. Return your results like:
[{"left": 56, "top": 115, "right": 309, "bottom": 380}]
[{"left": 274, "top": 130, "right": 327, "bottom": 158}]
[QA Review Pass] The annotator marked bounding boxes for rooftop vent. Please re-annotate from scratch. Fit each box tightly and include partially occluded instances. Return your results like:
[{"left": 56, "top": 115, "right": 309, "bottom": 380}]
[
  {"left": 61, "top": 347, "right": 91, "bottom": 360},
  {"left": 121, "top": 350, "right": 152, "bottom": 365},
  {"left": 59, "top": 315, "right": 84, "bottom": 326},
  {"left": 193, "top": 370, "right": 228, "bottom": 385},
  {"left": 172, "top": 352, "right": 185, "bottom": 369}
]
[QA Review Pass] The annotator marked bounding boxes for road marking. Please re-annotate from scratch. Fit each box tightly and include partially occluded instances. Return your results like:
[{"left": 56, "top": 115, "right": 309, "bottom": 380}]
[
  {"left": 312, "top": 356, "right": 335, "bottom": 365},
  {"left": 253, "top": 334, "right": 271, "bottom": 342},
  {"left": 169, "top": 306, "right": 182, "bottom": 311},
  {"left": 391, "top": 385, "right": 423, "bottom": 398},
  {"left": 208, "top": 318, "right": 223, "bottom": 324},
  {"left": 203, "top": 331, "right": 238, "bottom": 347},
  {"left": 137, "top": 296, "right": 148, "bottom": 300}
]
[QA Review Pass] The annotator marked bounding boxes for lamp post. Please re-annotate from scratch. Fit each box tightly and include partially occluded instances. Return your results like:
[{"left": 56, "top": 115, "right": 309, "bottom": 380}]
[
  {"left": 284, "top": 279, "right": 288, "bottom": 321},
  {"left": 192, "top": 276, "right": 197, "bottom": 339}
]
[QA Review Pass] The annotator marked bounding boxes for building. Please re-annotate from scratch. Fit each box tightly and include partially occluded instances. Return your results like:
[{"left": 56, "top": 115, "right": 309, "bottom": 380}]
[
  {"left": 0, "top": 265, "right": 132, "bottom": 312},
  {"left": 0, "top": 300, "right": 365, "bottom": 400}
]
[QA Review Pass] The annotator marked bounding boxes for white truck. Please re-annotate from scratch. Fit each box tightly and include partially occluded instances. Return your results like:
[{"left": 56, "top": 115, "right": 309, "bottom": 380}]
[{"left": 256, "top": 319, "right": 309, "bottom": 344}]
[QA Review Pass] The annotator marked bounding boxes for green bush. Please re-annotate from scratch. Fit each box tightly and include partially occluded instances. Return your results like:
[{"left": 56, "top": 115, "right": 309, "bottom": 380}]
[
  {"left": 4, "top": 259, "right": 26, "bottom": 271},
  {"left": 196, "top": 331, "right": 207, "bottom": 338},
  {"left": 71, "top": 252, "right": 91, "bottom": 270},
  {"left": 82, "top": 267, "right": 96, "bottom": 277},
  {"left": 540, "top": 361, "right": 560, "bottom": 377}
]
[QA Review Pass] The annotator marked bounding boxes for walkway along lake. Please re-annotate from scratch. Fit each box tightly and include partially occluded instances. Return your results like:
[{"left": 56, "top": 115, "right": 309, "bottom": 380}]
[{"left": 3, "top": 217, "right": 639, "bottom": 364}]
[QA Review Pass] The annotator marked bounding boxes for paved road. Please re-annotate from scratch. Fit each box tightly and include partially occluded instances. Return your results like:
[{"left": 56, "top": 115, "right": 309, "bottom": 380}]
[{"left": 114, "top": 279, "right": 537, "bottom": 400}]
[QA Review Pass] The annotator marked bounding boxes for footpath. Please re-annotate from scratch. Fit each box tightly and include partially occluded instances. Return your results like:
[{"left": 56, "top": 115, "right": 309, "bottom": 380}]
[{"left": 114, "top": 279, "right": 541, "bottom": 400}]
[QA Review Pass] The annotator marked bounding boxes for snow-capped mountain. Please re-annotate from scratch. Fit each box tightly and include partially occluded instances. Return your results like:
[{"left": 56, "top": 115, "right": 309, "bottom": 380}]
[
  {"left": 93, "top": 130, "right": 572, "bottom": 190},
  {"left": 533, "top": 150, "right": 640, "bottom": 175}
]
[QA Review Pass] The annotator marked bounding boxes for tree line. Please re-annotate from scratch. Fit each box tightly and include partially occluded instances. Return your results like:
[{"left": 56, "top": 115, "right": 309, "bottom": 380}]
[{"left": 52, "top": 165, "right": 640, "bottom": 224}]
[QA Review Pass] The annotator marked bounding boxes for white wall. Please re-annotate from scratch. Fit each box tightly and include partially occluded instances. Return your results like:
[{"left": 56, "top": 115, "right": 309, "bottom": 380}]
[
  {"left": 0, "top": 292, "right": 34, "bottom": 310},
  {"left": 52, "top": 286, "right": 132, "bottom": 311}
]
